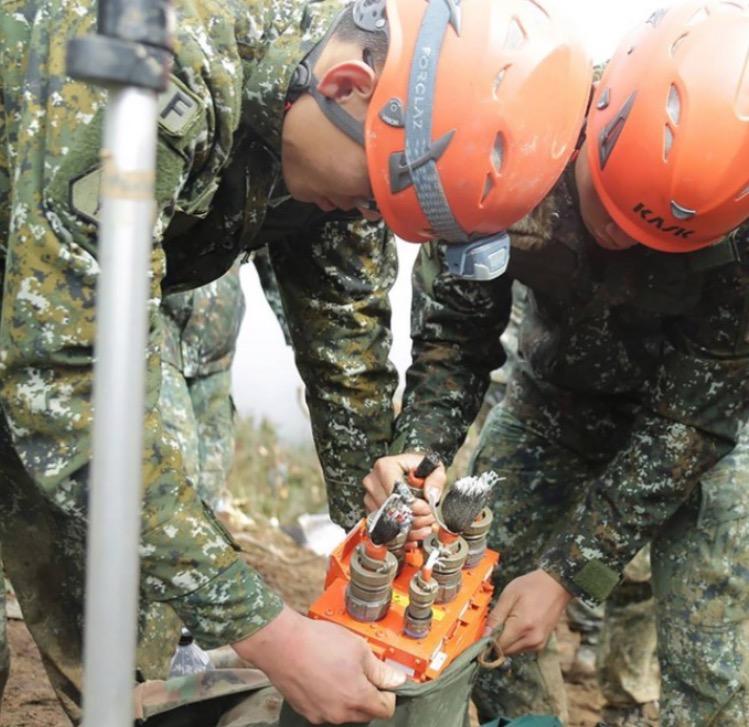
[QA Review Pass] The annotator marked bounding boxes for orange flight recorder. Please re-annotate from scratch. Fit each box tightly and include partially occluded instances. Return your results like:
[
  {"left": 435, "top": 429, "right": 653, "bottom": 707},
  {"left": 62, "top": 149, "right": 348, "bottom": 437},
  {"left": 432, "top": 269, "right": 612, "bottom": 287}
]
[{"left": 308, "top": 520, "right": 500, "bottom": 682}]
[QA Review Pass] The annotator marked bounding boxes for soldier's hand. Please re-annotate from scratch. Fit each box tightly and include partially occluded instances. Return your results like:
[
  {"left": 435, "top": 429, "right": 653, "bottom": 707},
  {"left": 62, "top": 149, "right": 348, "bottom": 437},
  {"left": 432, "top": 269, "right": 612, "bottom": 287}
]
[
  {"left": 363, "top": 453, "right": 447, "bottom": 542},
  {"left": 234, "top": 606, "right": 405, "bottom": 724},
  {"left": 484, "top": 569, "right": 573, "bottom": 656}
]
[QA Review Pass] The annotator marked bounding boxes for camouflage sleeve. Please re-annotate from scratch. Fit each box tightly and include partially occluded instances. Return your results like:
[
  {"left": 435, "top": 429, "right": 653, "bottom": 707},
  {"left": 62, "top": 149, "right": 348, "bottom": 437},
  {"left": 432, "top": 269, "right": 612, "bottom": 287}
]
[
  {"left": 268, "top": 219, "right": 398, "bottom": 530},
  {"left": 539, "top": 261, "right": 749, "bottom": 604},
  {"left": 390, "top": 243, "right": 512, "bottom": 464},
  {"left": 0, "top": 0, "right": 281, "bottom": 648}
]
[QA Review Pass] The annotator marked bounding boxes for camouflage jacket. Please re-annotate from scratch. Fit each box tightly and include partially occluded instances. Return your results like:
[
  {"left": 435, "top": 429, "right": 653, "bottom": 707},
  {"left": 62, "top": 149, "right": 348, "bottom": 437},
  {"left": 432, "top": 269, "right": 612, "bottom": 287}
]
[
  {"left": 161, "top": 263, "right": 246, "bottom": 379},
  {"left": 0, "top": 0, "right": 396, "bottom": 647},
  {"left": 394, "top": 167, "right": 749, "bottom": 602}
]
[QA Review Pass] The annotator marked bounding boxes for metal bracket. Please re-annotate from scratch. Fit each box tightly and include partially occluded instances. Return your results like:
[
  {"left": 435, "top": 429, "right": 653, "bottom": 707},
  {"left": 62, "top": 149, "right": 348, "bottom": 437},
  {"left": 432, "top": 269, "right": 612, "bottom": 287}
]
[
  {"left": 66, "top": 0, "right": 173, "bottom": 91},
  {"left": 389, "top": 131, "right": 455, "bottom": 193}
]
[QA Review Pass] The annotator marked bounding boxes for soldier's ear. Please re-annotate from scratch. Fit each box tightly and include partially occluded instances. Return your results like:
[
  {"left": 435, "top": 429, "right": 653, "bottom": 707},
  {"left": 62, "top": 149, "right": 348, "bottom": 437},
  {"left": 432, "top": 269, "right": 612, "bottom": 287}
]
[{"left": 316, "top": 61, "right": 376, "bottom": 105}]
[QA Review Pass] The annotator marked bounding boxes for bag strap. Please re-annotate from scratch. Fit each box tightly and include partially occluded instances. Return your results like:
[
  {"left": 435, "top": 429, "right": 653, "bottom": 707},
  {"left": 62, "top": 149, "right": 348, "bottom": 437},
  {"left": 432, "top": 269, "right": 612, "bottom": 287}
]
[
  {"left": 478, "top": 624, "right": 508, "bottom": 671},
  {"left": 686, "top": 226, "right": 749, "bottom": 273}
]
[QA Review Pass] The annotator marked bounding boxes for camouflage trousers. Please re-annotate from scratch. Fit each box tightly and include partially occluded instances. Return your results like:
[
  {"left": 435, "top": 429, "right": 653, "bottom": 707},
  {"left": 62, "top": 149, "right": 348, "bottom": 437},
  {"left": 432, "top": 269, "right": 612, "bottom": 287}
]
[
  {"left": 596, "top": 547, "right": 660, "bottom": 709},
  {"left": 159, "top": 361, "right": 236, "bottom": 510},
  {"left": 136, "top": 362, "right": 239, "bottom": 688},
  {"left": 565, "top": 547, "right": 659, "bottom": 709},
  {"left": 472, "top": 404, "right": 749, "bottom": 726},
  {"left": 0, "top": 362, "right": 236, "bottom": 722}
]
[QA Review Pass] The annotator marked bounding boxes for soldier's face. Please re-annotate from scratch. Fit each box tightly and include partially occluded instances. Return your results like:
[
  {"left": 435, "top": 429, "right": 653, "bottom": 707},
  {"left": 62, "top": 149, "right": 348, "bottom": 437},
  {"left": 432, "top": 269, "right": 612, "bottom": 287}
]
[
  {"left": 282, "top": 97, "right": 374, "bottom": 214},
  {"left": 575, "top": 143, "right": 639, "bottom": 251},
  {"left": 281, "top": 51, "right": 379, "bottom": 218}
]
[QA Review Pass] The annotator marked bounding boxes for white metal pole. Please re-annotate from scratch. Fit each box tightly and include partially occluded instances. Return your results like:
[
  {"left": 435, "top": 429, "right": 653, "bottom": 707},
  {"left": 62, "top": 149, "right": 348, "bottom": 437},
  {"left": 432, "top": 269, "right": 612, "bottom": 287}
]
[
  {"left": 81, "top": 86, "right": 159, "bottom": 727},
  {"left": 67, "top": 3, "right": 172, "bottom": 722}
]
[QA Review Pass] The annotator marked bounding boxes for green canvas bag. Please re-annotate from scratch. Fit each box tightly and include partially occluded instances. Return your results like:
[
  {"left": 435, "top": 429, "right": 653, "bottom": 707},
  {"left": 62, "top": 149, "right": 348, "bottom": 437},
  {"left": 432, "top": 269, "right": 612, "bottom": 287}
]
[
  {"left": 278, "top": 638, "right": 493, "bottom": 727},
  {"left": 136, "top": 638, "right": 561, "bottom": 727}
]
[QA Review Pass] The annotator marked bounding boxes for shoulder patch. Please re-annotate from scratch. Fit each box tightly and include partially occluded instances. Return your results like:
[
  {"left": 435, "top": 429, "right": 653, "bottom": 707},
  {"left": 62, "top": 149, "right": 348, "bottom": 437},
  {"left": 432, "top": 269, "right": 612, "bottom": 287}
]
[
  {"left": 68, "top": 77, "right": 202, "bottom": 224},
  {"left": 69, "top": 166, "right": 103, "bottom": 224},
  {"left": 157, "top": 76, "right": 202, "bottom": 137}
]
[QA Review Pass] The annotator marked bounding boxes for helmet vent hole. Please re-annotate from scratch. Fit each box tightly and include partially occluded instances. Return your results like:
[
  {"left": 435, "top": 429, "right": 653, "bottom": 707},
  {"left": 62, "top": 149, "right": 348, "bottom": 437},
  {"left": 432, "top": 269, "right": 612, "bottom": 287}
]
[
  {"left": 504, "top": 18, "right": 526, "bottom": 51},
  {"left": 671, "top": 201, "right": 696, "bottom": 220},
  {"left": 492, "top": 133, "right": 505, "bottom": 174},
  {"left": 480, "top": 173, "right": 495, "bottom": 206},
  {"left": 664, "top": 125, "right": 674, "bottom": 161},
  {"left": 671, "top": 33, "right": 689, "bottom": 55},
  {"left": 667, "top": 85, "right": 681, "bottom": 125},
  {"left": 493, "top": 66, "right": 510, "bottom": 101},
  {"left": 688, "top": 7, "right": 710, "bottom": 26},
  {"left": 736, "top": 184, "right": 749, "bottom": 201}
]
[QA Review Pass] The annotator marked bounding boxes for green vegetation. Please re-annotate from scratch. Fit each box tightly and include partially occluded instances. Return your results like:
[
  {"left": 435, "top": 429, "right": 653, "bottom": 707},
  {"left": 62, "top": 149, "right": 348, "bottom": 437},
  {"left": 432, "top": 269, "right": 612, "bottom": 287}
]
[
  {"left": 227, "top": 407, "right": 489, "bottom": 527},
  {"left": 227, "top": 416, "right": 327, "bottom": 525}
]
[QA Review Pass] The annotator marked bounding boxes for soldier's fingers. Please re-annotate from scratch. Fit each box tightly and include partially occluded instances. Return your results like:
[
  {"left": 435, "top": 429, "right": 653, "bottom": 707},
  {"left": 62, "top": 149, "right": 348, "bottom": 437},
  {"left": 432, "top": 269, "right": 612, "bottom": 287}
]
[
  {"left": 348, "top": 689, "right": 397, "bottom": 723},
  {"left": 411, "top": 514, "right": 434, "bottom": 530},
  {"left": 497, "top": 615, "right": 529, "bottom": 654},
  {"left": 484, "top": 585, "right": 517, "bottom": 637},
  {"left": 362, "top": 473, "right": 389, "bottom": 507},
  {"left": 423, "top": 467, "right": 447, "bottom": 504},
  {"left": 353, "top": 686, "right": 398, "bottom": 722},
  {"left": 410, "top": 500, "right": 432, "bottom": 517},
  {"left": 408, "top": 525, "right": 433, "bottom": 542},
  {"left": 501, "top": 626, "right": 547, "bottom": 656},
  {"left": 364, "top": 494, "right": 377, "bottom": 513},
  {"left": 372, "top": 459, "right": 411, "bottom": 490},
  {"left": 363, "top": 650, "right": 407, "bottom": 690}
]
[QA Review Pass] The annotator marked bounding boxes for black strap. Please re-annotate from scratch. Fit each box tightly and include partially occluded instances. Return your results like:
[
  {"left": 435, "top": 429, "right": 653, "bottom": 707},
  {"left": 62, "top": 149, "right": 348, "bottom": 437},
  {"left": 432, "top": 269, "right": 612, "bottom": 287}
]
[{"left": 686, "top": 227, "right": 749, "bottom": 273}]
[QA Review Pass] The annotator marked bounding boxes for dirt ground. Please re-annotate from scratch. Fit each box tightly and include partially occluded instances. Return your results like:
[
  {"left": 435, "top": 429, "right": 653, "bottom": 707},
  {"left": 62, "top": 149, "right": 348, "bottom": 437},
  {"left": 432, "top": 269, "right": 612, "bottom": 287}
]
[{"left": 0, "top": 517, "right": 604, "bottom": 726}]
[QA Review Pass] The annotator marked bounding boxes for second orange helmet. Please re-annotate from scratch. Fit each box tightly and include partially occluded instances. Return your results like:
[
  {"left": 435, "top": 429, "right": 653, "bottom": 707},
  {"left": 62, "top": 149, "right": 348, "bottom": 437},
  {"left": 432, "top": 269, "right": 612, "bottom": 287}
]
[{"left": 587, "top": 0, "right": 749, "bottom": 252}]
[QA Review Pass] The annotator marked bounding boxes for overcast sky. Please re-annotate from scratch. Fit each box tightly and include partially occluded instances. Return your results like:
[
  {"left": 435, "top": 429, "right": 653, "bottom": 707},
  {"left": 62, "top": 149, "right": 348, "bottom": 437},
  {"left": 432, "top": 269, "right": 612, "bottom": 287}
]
[{"left": 232, "top": 0, "right": 676, "bottom": 441}]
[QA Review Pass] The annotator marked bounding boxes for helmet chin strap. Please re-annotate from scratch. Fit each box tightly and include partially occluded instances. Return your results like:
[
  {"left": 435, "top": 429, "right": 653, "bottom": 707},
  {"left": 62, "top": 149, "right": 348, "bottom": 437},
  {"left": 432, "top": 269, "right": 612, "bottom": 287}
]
[{"left": 287, "top": 6, "right": 369, "bottom": 147}]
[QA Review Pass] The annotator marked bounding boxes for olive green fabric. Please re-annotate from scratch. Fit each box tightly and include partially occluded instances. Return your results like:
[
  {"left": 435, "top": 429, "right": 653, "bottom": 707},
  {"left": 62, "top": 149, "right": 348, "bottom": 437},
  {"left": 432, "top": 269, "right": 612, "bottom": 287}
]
[
  {"left": 135, "top": 668, "right": 281, "bottom": 727},
  {"left": 132, "top": 641, "right": 560, "bottom": 727},
  {"left": 480, "top": 718, "right": 562, "bottom": 727},
  {"left": 279, "top": 639, "right": 491, "bottom": 727}
]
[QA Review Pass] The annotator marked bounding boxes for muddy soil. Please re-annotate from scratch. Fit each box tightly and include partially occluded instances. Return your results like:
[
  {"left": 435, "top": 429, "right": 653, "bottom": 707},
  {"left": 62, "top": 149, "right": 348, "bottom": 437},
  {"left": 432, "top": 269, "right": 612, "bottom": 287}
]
[{"left": 1, "top": 519, "right": 604, "bottom": 726}]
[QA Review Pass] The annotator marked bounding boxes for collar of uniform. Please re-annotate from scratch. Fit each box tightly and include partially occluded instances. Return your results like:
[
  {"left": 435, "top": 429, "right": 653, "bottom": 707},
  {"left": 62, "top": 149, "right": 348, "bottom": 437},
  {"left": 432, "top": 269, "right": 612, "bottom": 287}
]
[{"left": 243, "top": 0, "right": 346, "bottom": 157}]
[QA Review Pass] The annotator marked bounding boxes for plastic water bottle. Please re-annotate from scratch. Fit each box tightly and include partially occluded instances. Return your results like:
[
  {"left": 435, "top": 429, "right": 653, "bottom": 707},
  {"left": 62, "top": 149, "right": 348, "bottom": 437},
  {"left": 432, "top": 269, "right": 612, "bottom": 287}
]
[{"left": 169, "top": 628, "right": 215, "bottom": 677}]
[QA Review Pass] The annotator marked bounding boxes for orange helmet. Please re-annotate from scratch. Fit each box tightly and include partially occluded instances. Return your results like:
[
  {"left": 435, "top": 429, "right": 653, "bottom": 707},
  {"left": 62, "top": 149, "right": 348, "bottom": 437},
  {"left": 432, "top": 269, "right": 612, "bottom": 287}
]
[
  {"left": 587, "top": 0, "right": 749, "bottom": 253},
  {"left": 295, "top": 0, "right": 592, "bottom": 279}
]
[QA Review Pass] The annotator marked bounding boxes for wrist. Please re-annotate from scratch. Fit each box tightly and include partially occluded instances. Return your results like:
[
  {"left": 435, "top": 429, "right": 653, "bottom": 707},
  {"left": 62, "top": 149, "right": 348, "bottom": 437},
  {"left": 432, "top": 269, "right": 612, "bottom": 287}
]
[
  {"left": 539, "top": 552, "right": 620, "bottom": 605},
  {"left": 232, "top": 604, "right": 300, "bottom": 667}
]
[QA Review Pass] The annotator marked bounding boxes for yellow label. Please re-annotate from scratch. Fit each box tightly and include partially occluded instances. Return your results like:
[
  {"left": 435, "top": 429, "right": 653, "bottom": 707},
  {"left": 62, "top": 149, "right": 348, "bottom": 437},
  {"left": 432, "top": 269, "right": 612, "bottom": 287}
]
[
  {"left": 392, "top": 591, "right": 445, "bottom": 621},
  {"left": 392, "top": 592, "right": 410, "bottom": 609}
]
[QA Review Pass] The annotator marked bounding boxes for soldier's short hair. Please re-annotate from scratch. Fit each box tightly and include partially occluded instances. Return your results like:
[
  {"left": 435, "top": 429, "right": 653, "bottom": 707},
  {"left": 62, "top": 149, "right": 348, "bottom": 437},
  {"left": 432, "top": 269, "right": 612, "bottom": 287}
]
[{"left": 333, "top": 5, "right": 389, "bottom": 71}]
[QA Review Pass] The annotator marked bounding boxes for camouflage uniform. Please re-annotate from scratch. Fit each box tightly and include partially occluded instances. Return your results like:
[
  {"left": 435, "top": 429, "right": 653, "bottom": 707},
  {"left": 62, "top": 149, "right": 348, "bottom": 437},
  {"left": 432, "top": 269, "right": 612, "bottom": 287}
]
[
  {"left": 252, "top": 246, "right": 292, "bottom": 346},
  {"left": 485, "top": 288, "right": 660, "bottom": 716},
  {"left": 160, "top": 263, "right": 245, "bottom": 509},
  {"left": 0, "top": 0, "right": 396, "bottom": 720},
  {"left": 393, "top": 167, "right": 749, "bottom": 726}
]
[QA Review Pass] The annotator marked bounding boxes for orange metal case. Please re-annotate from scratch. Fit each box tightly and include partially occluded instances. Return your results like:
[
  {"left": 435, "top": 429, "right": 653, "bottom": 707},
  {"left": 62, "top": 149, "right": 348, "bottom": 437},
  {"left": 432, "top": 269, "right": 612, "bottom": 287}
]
[{"left": 308, "top": 521, "right": 500, "bottom": 682}]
